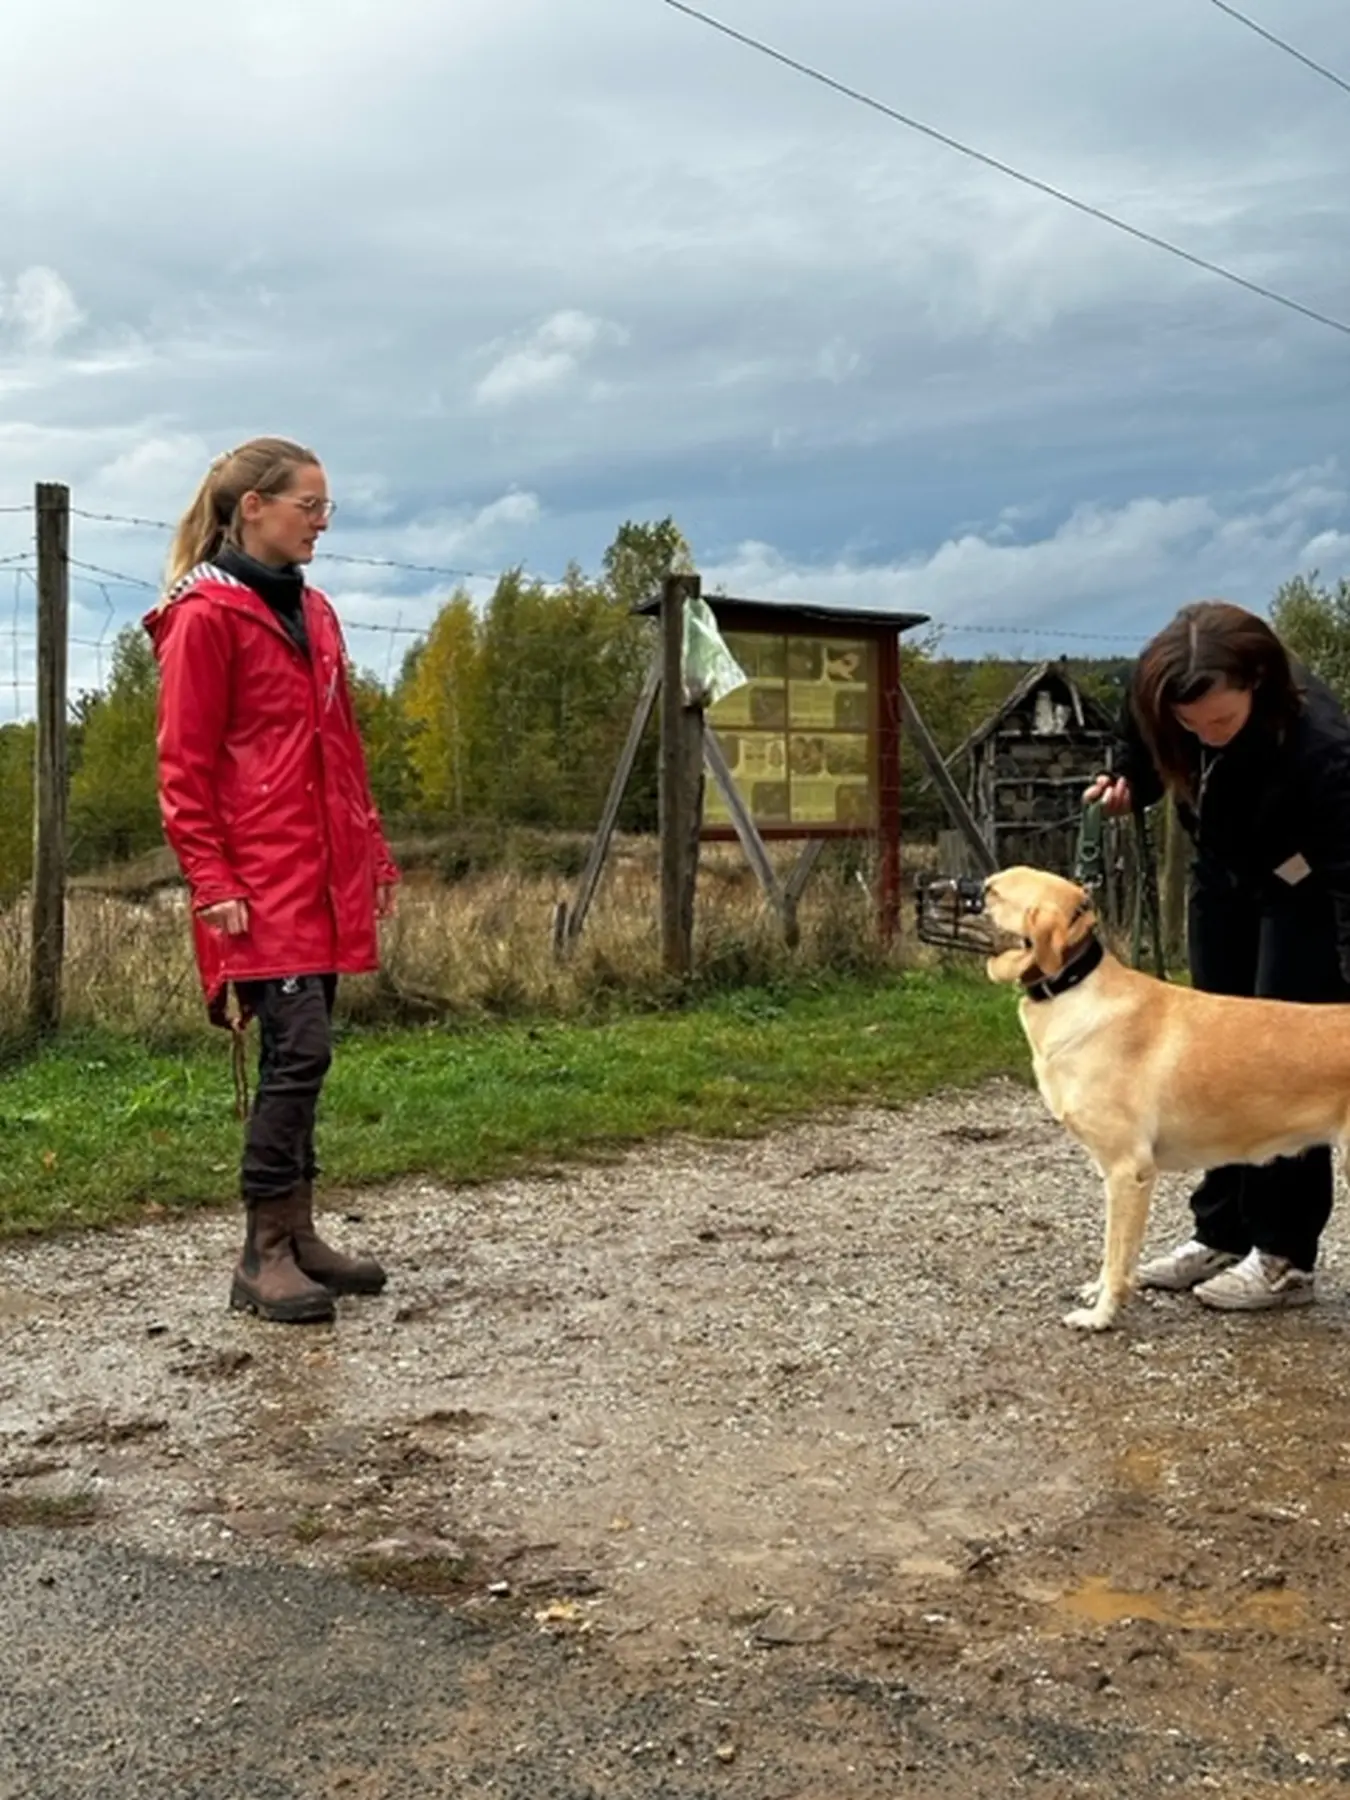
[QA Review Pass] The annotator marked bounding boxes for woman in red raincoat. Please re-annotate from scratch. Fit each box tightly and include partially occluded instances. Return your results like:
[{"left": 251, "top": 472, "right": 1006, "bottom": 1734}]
[{"left": 146, "top": 437, "right": 399, "bottom": 1325}]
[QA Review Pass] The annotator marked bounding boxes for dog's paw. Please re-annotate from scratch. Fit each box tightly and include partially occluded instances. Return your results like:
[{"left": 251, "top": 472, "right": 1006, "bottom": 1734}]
[{"left": 1062, "top": 1304, "right": 1116, "bottom": 1333}]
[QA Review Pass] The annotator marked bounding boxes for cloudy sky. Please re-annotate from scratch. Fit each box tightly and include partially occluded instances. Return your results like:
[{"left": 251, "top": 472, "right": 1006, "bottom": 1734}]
[{"left": 3, "top": 0, "right": 1350, "bottom": 714}]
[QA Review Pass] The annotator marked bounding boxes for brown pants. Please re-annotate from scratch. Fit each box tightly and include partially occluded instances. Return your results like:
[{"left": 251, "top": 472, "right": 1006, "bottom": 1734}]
[{"left": 235, "top": 975, "right": 337, "bottom": 1203}]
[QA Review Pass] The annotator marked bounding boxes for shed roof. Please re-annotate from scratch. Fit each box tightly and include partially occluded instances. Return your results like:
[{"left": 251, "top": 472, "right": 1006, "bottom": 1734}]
[
  {"left": 941, "top": 659, "right": 1118, "bottom": 771},
  {"left": 634, "top": 592, "right": 930, "bottom": 633}
]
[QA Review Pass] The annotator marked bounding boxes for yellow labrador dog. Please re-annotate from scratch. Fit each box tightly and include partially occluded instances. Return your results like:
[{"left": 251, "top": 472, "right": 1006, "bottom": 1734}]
[{"left": 975, "top": 865, "right": 1350, "bottom": 1332}]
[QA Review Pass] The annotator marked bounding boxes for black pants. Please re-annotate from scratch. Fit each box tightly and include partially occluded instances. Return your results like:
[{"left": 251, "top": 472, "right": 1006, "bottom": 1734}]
[
  {"left": 1188, "top": 879, "right": 1346, "bottom": 1270},
  {"left": 236, "top": 976, "right": 337, "bottom": 1204}
]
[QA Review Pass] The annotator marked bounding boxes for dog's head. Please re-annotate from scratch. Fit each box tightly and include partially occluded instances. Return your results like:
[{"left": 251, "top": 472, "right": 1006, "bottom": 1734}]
[{"left": 981, "top": 866, "right": 1097, "bottom": 987}]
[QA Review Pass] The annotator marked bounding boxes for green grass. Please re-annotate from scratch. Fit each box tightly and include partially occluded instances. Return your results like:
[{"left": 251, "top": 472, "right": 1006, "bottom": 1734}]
[{"left": 0, "top": 967, "right": 1029, "bottom": 1238}]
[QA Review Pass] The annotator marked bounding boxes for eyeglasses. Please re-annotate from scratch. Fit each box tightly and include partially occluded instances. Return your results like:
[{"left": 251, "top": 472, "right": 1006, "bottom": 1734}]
[{"left": 285, "top": 495, "right": 336, "bottom": 524}]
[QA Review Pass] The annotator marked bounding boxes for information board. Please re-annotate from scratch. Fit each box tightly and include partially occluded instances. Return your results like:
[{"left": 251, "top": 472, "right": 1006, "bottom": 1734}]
[{"left": 704, "top": 632, "right": 876, "bottom": 831}]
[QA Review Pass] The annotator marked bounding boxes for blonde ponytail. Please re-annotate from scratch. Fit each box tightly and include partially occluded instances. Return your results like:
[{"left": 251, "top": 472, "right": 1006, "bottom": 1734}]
[{"left": 164, "top": 436, "right": 320, "bottom": 591}]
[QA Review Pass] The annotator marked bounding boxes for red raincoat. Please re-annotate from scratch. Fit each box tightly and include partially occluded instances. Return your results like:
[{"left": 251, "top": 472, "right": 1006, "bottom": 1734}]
[{"left": 144, "top": 563, "right": 399, "bottom": 1023}]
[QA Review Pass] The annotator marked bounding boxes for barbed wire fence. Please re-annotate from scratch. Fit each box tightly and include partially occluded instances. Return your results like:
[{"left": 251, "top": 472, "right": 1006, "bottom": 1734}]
[
  {"left": 1, "top": 499, "right": 525, "bottom": 731},
  {"left": 0, "top": 479, "right": 1150, "bottom": 1037},
  {"left": 1, "top": 490, "right": 1150, "bottom": 734}
]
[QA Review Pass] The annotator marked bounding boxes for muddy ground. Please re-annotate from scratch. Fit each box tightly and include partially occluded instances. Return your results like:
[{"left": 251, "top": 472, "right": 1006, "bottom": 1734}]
[{"left": 6, "top": 1079, "right": 1350, "bottom": 1796}]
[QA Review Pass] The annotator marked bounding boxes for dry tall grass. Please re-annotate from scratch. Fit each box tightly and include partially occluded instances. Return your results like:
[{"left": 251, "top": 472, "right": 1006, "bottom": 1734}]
[{"left": 0, "top": 839, "right": 938, "bottom": 1042}]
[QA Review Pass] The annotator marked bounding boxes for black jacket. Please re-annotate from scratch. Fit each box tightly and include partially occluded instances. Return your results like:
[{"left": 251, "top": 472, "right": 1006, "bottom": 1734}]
[{"left": 1114, "top": 666, "right": 1350, "bottom": 971}]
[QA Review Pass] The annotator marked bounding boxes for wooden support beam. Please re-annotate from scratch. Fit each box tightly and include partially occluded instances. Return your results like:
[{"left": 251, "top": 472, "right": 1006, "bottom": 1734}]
[
  {"left": 563, "top": 657, "right": 661, "bottom": 952},
  {"left": 701, "top": 723, "right": 787, "bottom": 923},
  {"left": 897, "top": 678, "right": 996, "bottom": 876},
  {"left": 782, "top": 837, "right": 825, "bottom": 951}
]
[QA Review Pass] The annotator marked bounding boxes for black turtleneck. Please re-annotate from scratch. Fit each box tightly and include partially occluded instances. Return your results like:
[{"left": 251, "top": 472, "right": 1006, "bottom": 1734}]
[{"left": 216, "top": 544, "right": 309, "bottom": 656}]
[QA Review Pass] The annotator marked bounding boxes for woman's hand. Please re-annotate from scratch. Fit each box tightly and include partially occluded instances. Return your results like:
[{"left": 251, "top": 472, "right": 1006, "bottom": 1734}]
[
  {"left": 1082, "top": 774, "right": 1133, "bottom": 815},
  {"left": 376, "top": 883, "right": 398, "bottom": 920},
  {"left": 199, "top": 899, "right": 250, "bottom": 936}
]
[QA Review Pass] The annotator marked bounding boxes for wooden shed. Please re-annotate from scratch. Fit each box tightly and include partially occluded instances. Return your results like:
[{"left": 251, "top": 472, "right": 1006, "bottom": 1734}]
[{"left": 944, "top": 659, "right": 1120, "bottom": 876}]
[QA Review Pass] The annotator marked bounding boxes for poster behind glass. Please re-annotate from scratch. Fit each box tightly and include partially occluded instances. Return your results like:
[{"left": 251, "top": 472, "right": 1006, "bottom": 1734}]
[{"left": 705, "top": 632, "right": 875, "bottom": 831}]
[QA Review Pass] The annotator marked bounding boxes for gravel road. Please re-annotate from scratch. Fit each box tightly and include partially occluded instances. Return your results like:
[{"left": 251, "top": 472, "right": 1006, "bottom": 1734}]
[{"left": 5, "top": 1078, "right": 1350, "bottom": 1796}]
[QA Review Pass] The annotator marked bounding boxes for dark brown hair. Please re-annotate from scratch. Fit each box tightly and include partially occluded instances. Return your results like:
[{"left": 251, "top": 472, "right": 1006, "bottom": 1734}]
[{"left": 1130, "top": 600, "right": 1301, "bottom": 800}]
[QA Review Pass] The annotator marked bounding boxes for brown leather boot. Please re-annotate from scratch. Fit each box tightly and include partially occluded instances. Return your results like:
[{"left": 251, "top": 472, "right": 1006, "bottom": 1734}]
[
  {"left": 229, "top": 1199, "right": 336, "bottom": 1324},
  {"left": 286, "top": 1180, "right": 387, "bottom": 1296}
]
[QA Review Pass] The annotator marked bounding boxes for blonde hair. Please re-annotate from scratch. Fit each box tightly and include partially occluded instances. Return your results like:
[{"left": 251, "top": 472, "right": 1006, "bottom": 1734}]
[{"left": 165, "top": 436, "right": 320, "bottom": 589}]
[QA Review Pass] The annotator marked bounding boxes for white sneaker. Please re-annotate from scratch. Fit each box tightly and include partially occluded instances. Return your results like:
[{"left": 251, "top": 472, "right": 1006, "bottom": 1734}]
[
  {"left": 1193, "top": 1248, "right": 1316, "bottom": 1312},
  {"left": 1137, "top": 1238, "right": 1240, "bottom": 1292}
]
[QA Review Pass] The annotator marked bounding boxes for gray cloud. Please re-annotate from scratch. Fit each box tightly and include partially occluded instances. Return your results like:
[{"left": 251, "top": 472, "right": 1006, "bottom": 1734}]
[{"left": 2, "top": 0, "right": 1350, "bottom": 717}]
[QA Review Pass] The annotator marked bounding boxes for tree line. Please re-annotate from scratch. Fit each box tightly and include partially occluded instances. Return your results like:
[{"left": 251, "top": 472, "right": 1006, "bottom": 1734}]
[{"left": 0, "top": 525, "right": 1345, "bottom": 905}]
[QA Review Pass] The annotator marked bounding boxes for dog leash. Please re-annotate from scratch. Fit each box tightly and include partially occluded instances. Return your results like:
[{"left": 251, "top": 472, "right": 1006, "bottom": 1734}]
[
  {"left": 1073, "top": 797, "right": 1168, "bottom": 980},
  {"left": 1129, "top": 809, "right": 1167, "bottom": 979},
  {"left": 1073, "top": 798, "right": 1107, "bottom": 897},
  {"left": 230, "top": 1018, "right": 251, "bottom": 1122}
]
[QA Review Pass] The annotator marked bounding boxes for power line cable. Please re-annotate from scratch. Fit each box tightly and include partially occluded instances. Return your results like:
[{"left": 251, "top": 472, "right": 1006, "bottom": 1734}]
[
  {"left": 660, "top": 0, "right": 1350, "bottom": 340},
  {"left": 1209, "top": 0, "right": 1350, "bottom": 99}
]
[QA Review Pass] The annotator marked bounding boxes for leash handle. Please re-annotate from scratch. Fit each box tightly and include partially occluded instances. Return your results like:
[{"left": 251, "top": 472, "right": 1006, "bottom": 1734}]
[
  {"left": 1073, "top": 797, "right": 1107, "bottom": 893},
  {"left": 230, "top": 1016, "right": 251, "bottom": 1122}
]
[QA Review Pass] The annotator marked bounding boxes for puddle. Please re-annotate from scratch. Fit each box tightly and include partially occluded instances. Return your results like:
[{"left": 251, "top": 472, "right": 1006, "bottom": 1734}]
[{"left": 1056, "top": 1575, "right": 1309, "bottom": 1634}]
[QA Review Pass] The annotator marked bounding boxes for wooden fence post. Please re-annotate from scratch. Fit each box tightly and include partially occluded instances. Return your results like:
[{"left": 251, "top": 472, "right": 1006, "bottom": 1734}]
[
  {"left": 659, "top": 572, "right": 702, "bottom": 977},
  {"left": 29, "top": 482, "right": 70, "bottom": 1036}
]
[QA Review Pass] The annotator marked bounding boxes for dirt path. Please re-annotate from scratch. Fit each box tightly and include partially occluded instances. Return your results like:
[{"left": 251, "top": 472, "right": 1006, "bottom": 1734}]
[{"left": 5, "top": 1079, "right": 1350, "bottom": 1795}]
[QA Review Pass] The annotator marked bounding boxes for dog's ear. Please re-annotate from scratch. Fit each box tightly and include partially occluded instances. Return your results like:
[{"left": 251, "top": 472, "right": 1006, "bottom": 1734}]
[{"left": 1024, "top": 904, "right": 1069, "bottom": 977}]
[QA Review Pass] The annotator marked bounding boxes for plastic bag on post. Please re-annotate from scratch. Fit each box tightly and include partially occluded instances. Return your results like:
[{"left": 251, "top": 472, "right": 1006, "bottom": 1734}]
[{"left": 682, "top": 596, "right": 748, "bottom": 707}]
